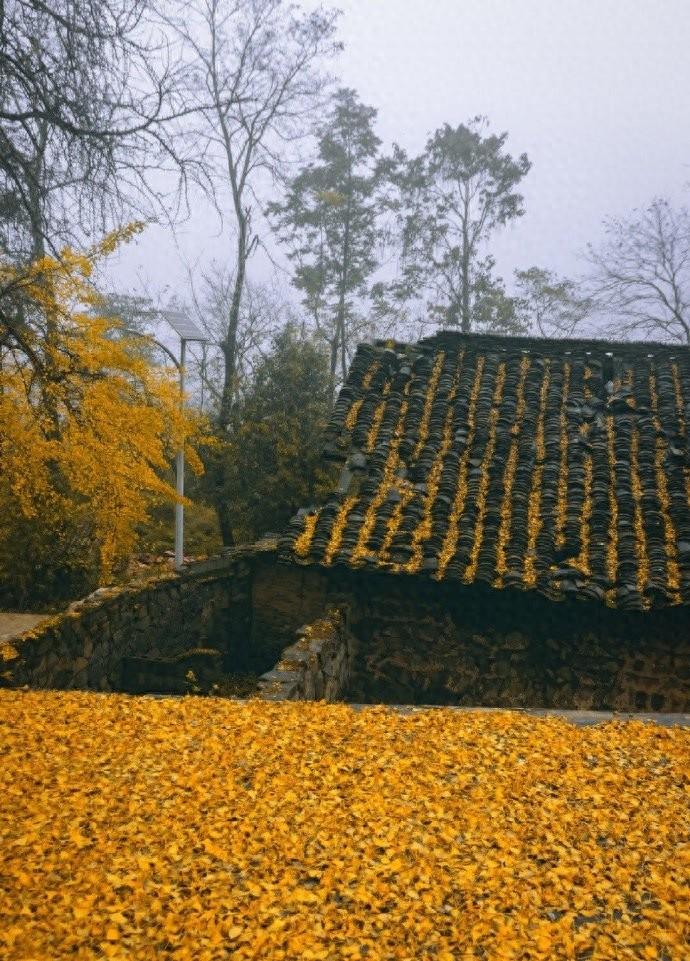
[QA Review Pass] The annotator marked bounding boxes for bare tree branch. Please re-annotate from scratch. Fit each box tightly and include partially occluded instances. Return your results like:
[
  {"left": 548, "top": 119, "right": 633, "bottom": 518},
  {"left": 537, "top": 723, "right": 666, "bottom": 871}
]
[
  {"left": 165, "top": 0, "right": 340, "bottom": 437},
  {"left": 0, "top": 0, "right": 196, "bottom": 264},
  {"left": 585, "top": 198, "right": 690, "bottom": 344}
]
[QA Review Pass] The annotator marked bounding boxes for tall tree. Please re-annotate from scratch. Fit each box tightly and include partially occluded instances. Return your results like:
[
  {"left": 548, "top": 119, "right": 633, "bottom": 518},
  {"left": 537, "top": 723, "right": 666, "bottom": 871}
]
[
  {"left": 187, "top": 270, "right": 296, "bottom": 413},
  {"left": 221, "top": 326, "right": 333, "bottom": 544},
  {"left": 168, "top": 0, "right": 340, "bottom": 432},
  {"left": 514, "top": 266, "right": 593, "bottom": 339},
  {"left": 269, "top": 87, "right": 386, "bottom": 398},
  {"left": 585, "top": 197, "right": 690, "bottom": 344},
  {"left": 184, "top": 267, "right": 306, "bottom": 540},
  {"left": 392, "top": 116, "right": 531, "bottom": 333},
  {"left": 0, "top": 0, "right": 188, "bottom": 265}
]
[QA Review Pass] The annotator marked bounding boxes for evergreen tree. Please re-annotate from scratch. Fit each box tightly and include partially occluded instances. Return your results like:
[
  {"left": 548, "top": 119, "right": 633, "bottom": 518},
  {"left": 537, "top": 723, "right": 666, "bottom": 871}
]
[
  {"left": 222, "top": 327, "right": 333, "bottom": 542},
  {"left": 392, "top": 116, "right": 531, "bottom": 333},
  {"left": 269, "top": 88, "right": 386, "bottom": 398}
]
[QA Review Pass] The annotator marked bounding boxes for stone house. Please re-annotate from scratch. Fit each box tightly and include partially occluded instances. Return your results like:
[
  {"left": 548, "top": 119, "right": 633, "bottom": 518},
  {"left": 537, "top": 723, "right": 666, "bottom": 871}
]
[
  {"left": 4, "top": 329, "right": 690, "bottom": 712},
  {"left": 275, "top": 330, "right": 690, "bottom": 712}
]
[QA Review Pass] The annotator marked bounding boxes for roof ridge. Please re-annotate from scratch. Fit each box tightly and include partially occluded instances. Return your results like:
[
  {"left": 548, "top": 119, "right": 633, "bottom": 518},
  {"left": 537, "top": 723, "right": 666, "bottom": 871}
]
[{"left": 373, "top": 330, "right": 689, "bottom": 357}]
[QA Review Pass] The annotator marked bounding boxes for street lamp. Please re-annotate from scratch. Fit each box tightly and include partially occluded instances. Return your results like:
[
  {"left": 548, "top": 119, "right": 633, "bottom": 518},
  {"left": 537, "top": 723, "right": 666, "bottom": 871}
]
[{"left": 162, "top": 311, "right": 208, "bottom": 570}]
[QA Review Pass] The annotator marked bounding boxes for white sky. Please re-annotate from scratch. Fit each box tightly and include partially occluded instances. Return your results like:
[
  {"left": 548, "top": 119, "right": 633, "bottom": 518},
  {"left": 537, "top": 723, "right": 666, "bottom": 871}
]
[{"left": 107, "top": 0, "right": 690, "bottom": 312}]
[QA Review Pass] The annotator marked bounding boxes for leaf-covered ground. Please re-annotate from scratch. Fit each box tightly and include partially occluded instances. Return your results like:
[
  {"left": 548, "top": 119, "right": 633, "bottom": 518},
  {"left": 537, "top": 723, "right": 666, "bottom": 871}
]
[{"left": 0, "top": 692, "right": 688, "bottom": 960}]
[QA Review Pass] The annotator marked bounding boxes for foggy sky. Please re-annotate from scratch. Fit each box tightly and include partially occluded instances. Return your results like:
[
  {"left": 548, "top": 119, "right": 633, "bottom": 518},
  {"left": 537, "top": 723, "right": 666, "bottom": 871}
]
[{"left": 107, "top": 0, "right": 690, "bottom": 317}]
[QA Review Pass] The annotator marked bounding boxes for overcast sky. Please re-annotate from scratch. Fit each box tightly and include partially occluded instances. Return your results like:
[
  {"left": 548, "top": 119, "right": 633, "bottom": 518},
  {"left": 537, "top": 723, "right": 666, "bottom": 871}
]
[{"left": 107, "top": 0, "right": 690, "bottom": 314}]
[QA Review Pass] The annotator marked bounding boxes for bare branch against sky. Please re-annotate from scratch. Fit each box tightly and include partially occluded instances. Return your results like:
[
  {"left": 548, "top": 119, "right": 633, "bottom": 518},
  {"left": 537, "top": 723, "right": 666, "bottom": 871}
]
[{"left": 0, "top": 0, "right": 195, "bottom": 262}]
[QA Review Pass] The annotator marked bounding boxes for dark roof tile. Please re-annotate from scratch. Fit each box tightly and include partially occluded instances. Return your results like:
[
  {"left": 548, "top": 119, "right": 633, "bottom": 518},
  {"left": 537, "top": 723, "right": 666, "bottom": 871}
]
[{"left": 281, "top": 331, "right": 690, "bottom": 609}]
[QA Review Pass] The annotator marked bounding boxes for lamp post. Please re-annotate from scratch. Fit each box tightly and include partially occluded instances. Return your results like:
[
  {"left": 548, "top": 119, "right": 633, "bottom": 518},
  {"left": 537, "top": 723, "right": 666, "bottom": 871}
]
[{"left": 162, "top": 311, "right": 208, "bottom": 570}]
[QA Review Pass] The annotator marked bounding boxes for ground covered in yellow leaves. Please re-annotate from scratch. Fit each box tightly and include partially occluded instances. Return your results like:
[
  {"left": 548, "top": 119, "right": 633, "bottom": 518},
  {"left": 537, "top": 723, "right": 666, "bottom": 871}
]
[{"left": 1, "top": 693, "right": 689, "bottom": 961}]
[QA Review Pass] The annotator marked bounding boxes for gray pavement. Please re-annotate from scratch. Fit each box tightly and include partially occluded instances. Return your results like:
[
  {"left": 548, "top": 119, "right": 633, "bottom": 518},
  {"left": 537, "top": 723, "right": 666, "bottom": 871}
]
[
  {"left": 138, "top": 694, "right": 690, "bottom": 726},
  {"left": 347, "top": 703, "right": 690, "bottom": 727},
  {"left": 0, "top": 613, "right": 48, "bottom": 641}
]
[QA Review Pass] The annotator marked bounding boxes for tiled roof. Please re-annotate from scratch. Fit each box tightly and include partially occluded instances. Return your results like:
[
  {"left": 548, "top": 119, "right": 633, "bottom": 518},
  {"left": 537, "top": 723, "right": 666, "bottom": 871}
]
[{"left": 280, "top": 331, "right": 690, "bottom": 610}]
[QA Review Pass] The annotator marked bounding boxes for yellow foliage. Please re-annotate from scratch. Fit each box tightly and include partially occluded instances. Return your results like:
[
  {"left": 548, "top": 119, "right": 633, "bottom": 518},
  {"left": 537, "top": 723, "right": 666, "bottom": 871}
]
[
  {"left": 494, "top": 356, "right": 530, "bottom": 583},
  {"left": 571, "top": 368, "right": 594, "bottom": 577},
  {"left": 294, "top": 512, "right": 319, "bottom": 559},
  {"left": 671, "top": 363, "right": 685, "bottom": 436},
  {"left": 344, "top": 359, "right": 382, "bottom": 434},
  {"left": 379, "top": 482, "right": 414, "bottom": 565},
  {"left": 630, "top": 428, "right": 650, "bottom": 600},
  {"left": 379, "top": 357, "right": 452, "bottom": 567},
  {"left": 365, "top": 386, "right": 390, "bottom": 453},
  {"left": 574, "top": 452, "right": 593, "bottom": 576},
  {"left": 671, "top": 363, "right": 690, "bottom": 511},
  {"left": 352, "top": 389, "right": 410, "bottom": 566},
  {"left": 323, "top": 495, "right": 359, "bottom": 565},
  {"left": 316, "top": 189, "right": 346, "bottom": 207},
  {"left": 523, "top": 361, "right": 551, "bottom": 588},
  {"left": 554, "top": 362, "right": 571, "bottom": 551},
  {"left": 361, "top": 360, "right": 381, "bottom": 391},
  {"left": 0, "top": 228, "right": 207, "bottom": 585},
  {"left": 345, "top": 398, "right": 363, "bottom": 432},
  {"left": 0, "top": 691, "right": 689, "bottom": 960},
  {"left": 412, "top": 352, "right": 445, "bottom": 461},
  {"left": 463, "top": 362, "right": 506, "bottom": 583},
  {"left": 650, "top": 374, "right": 681, "bottom": 597},
  {"left": 437, "top": 357, "right": 485, "bottom": 579},
  {"left": 605, "top": 414, "right": 618, "bottom": 604},
  {"left": 406, "top": 353, "right": 459, "bottom": 574}
]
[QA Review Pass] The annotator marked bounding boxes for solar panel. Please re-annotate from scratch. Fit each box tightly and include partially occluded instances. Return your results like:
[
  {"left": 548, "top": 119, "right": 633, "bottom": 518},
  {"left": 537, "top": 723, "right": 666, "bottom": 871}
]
[{"left": 164, "top": 310, "right": 208, "bottom": 342}]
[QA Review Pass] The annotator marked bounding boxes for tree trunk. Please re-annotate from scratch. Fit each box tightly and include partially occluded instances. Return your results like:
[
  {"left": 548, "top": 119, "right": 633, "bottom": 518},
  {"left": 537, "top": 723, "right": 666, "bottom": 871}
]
[
  {"left": 447, "top": 298, "right": 461, "bottom": 328},
  {"left": 27, "top": 129, "right": 62, "bottom": 438},
  {"left": 217, "top": 500, "right": 236, "bottom": 548},
  {"left": 461, "top": 241, "right": 471, "bottom": 333},
  {"left": 460, "top": 188, "right": 471, "bottom": 333},
  {"left": 334, "top": 189, "right": 352, "bottom": 400},
  {"left": 214, "top": 224, "right": 247, "bottom": 547},
  {"left": 328, "top": 335, "right": 338, "bottom": 405},
  {"left": 218, "top": 228, "right": 247, "bottom": 432}
]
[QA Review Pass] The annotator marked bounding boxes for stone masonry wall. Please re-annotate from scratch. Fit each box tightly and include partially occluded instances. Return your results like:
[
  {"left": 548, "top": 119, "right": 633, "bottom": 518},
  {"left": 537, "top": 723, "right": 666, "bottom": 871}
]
[
  {"left": 252, "top": 561, "right": 690, "bottom": 711},
  {"left": 0, "top": 552, "right": 253, "bottom": 692},
  {"left": 250, "top": 555, "right": 331, "bottom": 663},
  {"left": 3, "top": 542, "right": 689, "bottom": 709},
  {"left": 257, "top": 607, "right": 355, "bottom": 702},
  {"left": 345, "top": 574, "right": 690, "bottom": 712}
]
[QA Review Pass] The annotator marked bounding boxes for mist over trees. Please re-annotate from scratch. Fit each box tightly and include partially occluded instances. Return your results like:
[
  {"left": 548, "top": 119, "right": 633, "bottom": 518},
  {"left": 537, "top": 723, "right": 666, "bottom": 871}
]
[
  {"left": 165, "top": 0, "right": 340, "bottom": 432},
  {"left": 2, "top": 0, "right": 688, "bottom": 591},
  {"left": 514, "top": 267, "right": 593, "bottom": 340},
  {"left": 159, "top": 0, "right": 340, "bottom": 544}
]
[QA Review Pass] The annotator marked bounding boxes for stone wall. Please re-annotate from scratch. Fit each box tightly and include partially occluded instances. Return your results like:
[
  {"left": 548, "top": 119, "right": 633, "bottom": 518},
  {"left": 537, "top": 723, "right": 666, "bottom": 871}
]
[
  {"left": 344, "top": 574, "right": 690, "bottom": 712},
  {"left": 251, "top": 561, "right": 690, "bottom": 711},
  {"left": 257, "top": 607, "right": 355, "bottom": 702},
  {"left": 0, "top": 552, "right": 253, "bottom": 693},
  {"left": 250, "top": 555, "right": 332, "bottom": 662},
  {"left": 3, "top": 542, "right": 689, "bottom": 710}
]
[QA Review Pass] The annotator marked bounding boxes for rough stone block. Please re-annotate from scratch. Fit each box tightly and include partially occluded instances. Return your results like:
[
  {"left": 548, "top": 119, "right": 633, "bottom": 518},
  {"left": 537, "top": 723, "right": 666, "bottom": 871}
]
[{"left": 259, "top": 669, "right": 301, "bottom": 686}]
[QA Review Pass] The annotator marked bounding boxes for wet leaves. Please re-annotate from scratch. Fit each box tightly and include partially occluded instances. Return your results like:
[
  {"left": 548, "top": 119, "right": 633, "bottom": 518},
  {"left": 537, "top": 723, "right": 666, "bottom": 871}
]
[{"left": 0, "top": 692, "right": 689, "bottom": 960}]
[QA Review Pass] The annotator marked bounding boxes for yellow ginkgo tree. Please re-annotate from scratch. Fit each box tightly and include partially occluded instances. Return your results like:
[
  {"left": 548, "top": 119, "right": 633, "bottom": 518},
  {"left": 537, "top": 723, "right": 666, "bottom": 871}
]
[{"left": 0, "top": 225, "right": 207, "bottom": 605}]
